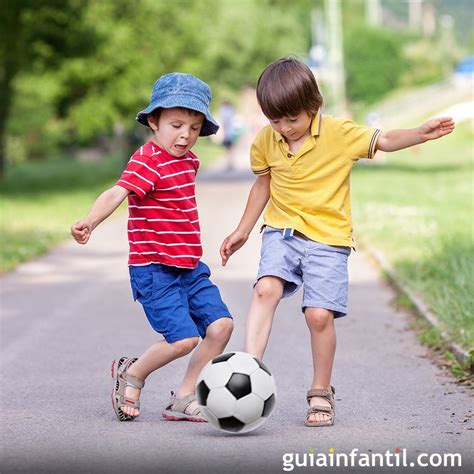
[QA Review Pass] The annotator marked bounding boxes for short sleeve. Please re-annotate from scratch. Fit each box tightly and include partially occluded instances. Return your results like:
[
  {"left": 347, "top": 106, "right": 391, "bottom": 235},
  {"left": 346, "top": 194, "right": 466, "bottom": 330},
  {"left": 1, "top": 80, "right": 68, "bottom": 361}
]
[
  {"left": 340, "top": 119, "right": 382, "bottom": 161},
  {"left": 250, "top": 131, "right": 270, "bottom": 175},
  {"left": 116, "top": 154, "right": 160, "bottom": 198}
]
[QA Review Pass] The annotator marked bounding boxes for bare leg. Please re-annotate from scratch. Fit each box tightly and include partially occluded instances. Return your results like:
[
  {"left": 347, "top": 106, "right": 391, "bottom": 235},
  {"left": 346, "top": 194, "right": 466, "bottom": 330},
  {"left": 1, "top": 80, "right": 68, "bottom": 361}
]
[
  {"left": 121, "top": 336, "right": 200, "bottom": 417},
  {"left": 176, "top": 317, "right": 234, "bottom": 404},
  {"left": 305, "top": 307, "right": 336, "bottom": 424},
  {"left": 244, "top": 276, "right": 284, "bottom": 359}
]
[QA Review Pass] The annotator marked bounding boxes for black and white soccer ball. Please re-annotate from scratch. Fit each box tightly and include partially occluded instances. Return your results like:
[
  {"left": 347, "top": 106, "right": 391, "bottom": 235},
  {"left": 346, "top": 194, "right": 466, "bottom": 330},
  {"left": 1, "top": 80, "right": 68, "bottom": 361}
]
[{"left": 196, "top": 351, "right": 276, "bottom": 433}]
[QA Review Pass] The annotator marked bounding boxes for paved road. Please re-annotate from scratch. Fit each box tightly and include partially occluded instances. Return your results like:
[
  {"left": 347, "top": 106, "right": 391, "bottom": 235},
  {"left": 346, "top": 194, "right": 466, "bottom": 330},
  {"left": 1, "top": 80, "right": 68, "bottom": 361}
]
[{"left": 1, "top": 170, "right": 472, "bottom": 474}]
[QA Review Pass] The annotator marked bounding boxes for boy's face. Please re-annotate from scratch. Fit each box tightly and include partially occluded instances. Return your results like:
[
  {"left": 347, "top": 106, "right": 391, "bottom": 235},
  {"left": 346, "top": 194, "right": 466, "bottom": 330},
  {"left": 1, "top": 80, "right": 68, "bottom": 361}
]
[
  {"left": 268, "top": 111, "right": 313, "bottom": 143},
  {"left": 148, "top": 107, "right": 204, "bottom": 157}
]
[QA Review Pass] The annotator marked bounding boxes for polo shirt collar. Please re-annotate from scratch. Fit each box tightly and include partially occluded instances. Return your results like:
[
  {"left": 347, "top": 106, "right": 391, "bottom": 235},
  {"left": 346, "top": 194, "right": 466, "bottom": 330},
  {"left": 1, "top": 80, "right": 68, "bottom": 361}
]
[
  {"left": 311, "top": 111, "right": 322, "bottom": 136},
  {"left": 274, "top": 111, "right": 322, "bottom": 142}
]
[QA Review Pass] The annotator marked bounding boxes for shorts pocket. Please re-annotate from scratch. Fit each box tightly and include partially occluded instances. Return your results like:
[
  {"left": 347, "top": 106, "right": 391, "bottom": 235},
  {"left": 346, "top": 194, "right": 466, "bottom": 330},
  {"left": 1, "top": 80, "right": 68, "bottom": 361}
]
[
  {"left": 130, "top": 272, "right": 154, "bottom": 302},
  {"left": 130, "top": 277, "right": 139, "bottom": 301}
]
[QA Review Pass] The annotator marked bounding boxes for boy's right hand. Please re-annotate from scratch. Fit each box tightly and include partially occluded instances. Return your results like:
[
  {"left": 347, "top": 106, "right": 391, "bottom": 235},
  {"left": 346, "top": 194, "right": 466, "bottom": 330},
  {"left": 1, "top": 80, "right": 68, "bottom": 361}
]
[
  {"left": 71, "top": 220, "right": 92, "bottom": 244},
  {"left": 220, "top": 230, "right": 249, "bottom": 266}
]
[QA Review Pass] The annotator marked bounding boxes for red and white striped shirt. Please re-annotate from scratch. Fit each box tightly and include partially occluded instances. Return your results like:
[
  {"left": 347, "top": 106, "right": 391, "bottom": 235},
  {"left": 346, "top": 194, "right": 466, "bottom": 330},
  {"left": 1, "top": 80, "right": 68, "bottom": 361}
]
[{"left": 116, "top": 141, "right": 202, "bottom": 268}]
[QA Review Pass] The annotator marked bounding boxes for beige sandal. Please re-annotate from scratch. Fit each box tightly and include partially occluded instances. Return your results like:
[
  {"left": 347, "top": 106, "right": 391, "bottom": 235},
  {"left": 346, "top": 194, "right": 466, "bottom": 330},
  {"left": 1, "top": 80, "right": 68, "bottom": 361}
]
[
  {"left": 162, "top": 391, "right": 207, "bottom": 422},
  {"left": 305, "top": 386, "right": 335, "bottom": 427},
  {"left": 111, "top": 357, "right": 145, "bottom": 421}
]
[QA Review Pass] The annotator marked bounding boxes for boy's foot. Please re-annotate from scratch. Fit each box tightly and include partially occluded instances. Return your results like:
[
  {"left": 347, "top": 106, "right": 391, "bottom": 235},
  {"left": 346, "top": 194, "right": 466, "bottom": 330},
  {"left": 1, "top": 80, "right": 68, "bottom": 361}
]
[
  {"left": 305, "top": 386, "right": 335, "bottom": 427},
  {"left": 121, "top": 383, "right": 142, "bottom": 417},
  {"left": 111, "top": 357, "right": 145, "bottom": 421},
  {"left": 162, "top": 391, "right": 207, "bottom": 422}
]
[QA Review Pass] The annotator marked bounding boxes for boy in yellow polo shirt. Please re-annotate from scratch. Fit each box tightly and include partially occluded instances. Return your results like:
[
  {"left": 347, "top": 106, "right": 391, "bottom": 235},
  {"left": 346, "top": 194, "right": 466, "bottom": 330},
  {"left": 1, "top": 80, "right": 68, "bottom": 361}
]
[{"left": 220, "top": 57, "right": 454, "bottom": 427}]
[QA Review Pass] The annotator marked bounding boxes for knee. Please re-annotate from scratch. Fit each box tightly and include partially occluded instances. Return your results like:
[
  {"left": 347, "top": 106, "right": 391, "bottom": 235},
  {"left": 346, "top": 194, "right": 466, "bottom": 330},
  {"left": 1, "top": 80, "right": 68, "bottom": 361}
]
[
  {"left": 171, "top": 337, "right": 199, "bottom": 356},
  {"left": 206, "top": 318, "right": 234, "bottom": 343},
  {"left": 254, "top": 277, "right": 282, "bottom": 303},
  {"left": 305, "top": 308, "right": 334, "bottom": 332}
]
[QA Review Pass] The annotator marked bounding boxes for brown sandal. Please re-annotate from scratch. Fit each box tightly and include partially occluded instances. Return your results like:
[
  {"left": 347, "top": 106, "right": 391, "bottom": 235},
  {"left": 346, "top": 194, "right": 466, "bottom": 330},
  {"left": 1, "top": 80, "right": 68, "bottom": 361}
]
[
  {"left": 305, "top": 386, "right": 335, "bottom": 427},
  {"left": 111, "top": 357, "right": 145, "bottom": 421}
]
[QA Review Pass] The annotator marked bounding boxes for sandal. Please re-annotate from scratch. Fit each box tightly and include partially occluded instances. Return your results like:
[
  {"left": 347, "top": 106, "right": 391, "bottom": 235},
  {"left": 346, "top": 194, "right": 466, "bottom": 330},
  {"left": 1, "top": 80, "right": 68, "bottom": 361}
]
[
  {"left": 162, "top": 391, "right": 207, "bottom": 422},
  {"left": 305, "top": 386, "right": 336, "bottom": 427},
  {"left": 111, "top": 357, "right": 145, "bottom": 421}
]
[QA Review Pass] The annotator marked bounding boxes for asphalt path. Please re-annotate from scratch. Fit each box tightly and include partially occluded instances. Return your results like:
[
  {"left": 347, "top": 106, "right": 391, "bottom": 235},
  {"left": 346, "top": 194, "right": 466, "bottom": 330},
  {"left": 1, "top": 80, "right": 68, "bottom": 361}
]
[{"left": 1, "top": 173, "right": 472, "bottom": 474}]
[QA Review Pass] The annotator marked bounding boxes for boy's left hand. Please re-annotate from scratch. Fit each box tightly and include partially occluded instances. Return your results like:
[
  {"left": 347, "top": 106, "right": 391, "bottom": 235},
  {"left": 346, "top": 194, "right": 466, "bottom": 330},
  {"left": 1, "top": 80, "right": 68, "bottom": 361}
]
[
  {"left": 220, "top": 230, "right": 249, "bottom": 266},
  {"left": 71, "top": 220, "right": 92, "bottom": 244},
  {"left": 419, "top": 117, "right": 455, "bottom": 142}
]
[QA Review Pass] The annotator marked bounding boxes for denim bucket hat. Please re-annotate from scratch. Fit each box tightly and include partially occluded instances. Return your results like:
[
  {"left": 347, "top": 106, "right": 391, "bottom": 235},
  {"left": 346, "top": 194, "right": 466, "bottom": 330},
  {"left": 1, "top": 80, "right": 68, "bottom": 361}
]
[{"left": 136, "top": 73, "right": 219, "bottom": 136}]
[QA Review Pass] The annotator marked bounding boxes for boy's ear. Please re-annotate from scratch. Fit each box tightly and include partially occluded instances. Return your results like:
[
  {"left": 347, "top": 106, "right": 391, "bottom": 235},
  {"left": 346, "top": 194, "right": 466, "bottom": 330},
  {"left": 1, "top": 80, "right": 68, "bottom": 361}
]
[{"left": 147, "top": 114, "right": 159, "bottom": 131}]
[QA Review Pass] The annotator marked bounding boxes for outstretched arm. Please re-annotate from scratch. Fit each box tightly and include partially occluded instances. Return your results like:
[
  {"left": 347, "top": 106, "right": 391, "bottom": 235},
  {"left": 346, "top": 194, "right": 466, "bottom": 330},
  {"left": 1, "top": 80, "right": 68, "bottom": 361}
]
[
  {"left": 376, "top": 117, "right": 455, "bottom": 152},
  {"left": 71, "top": 185, "right": 130, "bottom": 244},
  {"left": 220, "top": 173, "right": 271, "bottom": 266}
]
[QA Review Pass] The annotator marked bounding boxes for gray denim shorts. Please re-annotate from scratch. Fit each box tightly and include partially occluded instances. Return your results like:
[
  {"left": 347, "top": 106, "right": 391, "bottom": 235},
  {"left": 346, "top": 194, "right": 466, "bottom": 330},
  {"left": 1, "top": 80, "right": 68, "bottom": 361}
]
[{"left": 256, "top": 226, "right": 351, "bottom": 318}]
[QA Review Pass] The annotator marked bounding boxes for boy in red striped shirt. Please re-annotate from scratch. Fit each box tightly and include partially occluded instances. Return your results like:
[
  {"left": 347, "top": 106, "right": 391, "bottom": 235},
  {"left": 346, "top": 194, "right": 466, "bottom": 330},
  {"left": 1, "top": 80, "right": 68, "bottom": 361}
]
[{"left": 71, "top": 73, "right": 233, "bottom": 422}]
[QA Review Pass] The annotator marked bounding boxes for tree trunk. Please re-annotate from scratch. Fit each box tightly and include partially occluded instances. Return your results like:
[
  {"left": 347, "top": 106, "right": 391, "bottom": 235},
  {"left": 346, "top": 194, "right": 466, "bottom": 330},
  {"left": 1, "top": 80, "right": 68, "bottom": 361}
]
[{"left": 0, "top": 2, "right": 22, "bottom": 178}]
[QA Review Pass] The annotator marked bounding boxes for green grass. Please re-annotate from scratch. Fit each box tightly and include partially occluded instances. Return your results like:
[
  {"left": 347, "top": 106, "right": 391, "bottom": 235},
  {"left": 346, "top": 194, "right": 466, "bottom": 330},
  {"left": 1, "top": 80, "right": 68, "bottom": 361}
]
[
  {"left": 352, "top": 122, "right": 474, "bottom": 350},
  {"left": 0, "top": 138, "right": 222, "bottom": 273}
]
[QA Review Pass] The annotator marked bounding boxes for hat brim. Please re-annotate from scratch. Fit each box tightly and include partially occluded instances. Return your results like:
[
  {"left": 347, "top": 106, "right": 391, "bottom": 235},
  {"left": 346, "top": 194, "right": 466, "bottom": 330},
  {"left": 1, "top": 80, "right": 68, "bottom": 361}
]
[{"left": 136, "top": 96, "right": 219, "bottom": 137}]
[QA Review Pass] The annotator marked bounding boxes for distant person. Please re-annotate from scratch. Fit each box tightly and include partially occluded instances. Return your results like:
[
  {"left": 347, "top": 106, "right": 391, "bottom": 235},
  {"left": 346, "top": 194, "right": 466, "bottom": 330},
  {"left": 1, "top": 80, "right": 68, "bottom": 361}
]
[
  {"left": 220, "top": 57, "right": 454, "bottom": 427},
  {"left": 71, "top": 73, "right": 233, "bottom": 422},
  {"left": 218, "top": 100, "right": 238, "bottom": 170}
]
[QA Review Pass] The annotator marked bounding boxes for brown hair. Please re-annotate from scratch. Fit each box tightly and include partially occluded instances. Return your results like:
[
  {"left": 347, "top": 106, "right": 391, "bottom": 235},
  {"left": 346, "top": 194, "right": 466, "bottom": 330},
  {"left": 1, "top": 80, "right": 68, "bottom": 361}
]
[{"left": 256, "top": 57, "right": 323, "bottom": 119}]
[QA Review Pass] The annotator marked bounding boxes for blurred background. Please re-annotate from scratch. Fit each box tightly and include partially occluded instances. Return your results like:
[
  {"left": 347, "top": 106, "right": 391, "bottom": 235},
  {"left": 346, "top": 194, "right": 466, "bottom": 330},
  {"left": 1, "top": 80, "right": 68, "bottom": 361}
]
[
  {"left": 2, "top": 0, "right": 473, "bottom": 168},
  {"left": 1, "top": 0, "right": 473, "bottom": 355}
]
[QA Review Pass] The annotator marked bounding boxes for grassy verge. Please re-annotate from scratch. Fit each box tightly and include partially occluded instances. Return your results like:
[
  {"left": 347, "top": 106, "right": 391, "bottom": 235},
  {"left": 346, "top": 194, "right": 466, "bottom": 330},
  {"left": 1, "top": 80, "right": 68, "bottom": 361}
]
[
  {"left": 0, "top": 138, "right": 223, "bottom": 273},
  {"left": 351, "top": 121, "right": 473, "bottom": 351}
]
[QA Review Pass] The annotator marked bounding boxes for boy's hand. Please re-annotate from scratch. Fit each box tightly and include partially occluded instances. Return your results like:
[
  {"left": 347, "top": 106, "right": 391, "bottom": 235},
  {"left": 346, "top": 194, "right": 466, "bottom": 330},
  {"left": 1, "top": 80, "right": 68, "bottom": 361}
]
[
  {"left": 419, "top": 117, "right": 455, "bottom": 142},
  {"left": 71, "top": 220, "right": 92, "bottom": 245},
  {"left": 220, "top": 230, "right": 249, "bottom": 266}
]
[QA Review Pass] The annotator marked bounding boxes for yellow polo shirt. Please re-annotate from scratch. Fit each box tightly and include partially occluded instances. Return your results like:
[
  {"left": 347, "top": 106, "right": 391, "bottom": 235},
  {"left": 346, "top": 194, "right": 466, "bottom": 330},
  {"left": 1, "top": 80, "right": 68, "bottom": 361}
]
[{"left": 251, "top": 113, "right": 381, "bottom": 246}]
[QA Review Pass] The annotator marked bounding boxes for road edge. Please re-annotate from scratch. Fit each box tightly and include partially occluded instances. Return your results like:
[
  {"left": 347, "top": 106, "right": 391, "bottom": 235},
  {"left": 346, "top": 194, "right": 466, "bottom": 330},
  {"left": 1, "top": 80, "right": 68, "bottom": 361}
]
[{"left": 359, "top": 240, "right": 472, "bottom": 370}]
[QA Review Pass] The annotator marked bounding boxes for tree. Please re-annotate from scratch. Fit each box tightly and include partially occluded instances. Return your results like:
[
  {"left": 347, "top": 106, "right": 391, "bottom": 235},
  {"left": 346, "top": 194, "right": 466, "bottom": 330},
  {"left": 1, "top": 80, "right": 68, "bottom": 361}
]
[
  {"left": 0, "top": 0, "right": 95, "bottom": 175},
  {"left": 0, "top": 1, "right": 22, "bottom": 176},
  {"left": 344, "top": 26, "right": 404, "bottom": 104}
]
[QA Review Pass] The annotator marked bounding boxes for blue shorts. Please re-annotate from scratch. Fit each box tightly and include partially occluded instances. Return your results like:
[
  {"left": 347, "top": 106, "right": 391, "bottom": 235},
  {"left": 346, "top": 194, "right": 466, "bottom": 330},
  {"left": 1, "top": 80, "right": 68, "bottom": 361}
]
[
  {"left": 129, "top": 261, "right": 231, "bottom": 343},
  {"left": 257, "top": 226, "right": 351, "bottom": 318}
]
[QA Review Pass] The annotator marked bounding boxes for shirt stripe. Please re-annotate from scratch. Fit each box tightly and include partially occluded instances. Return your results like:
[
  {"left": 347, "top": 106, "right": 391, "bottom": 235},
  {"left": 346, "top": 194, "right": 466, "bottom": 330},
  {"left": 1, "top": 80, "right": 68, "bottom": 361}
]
[
  {"left": 129, "top": 205, "right": 197, "bottom": 212},
  {"left": 129, "top": 218, "right": 190, "bottom": 222},
  {"left": 154, "top": 195, "right": 195, "bottom": 202},
  {"left": 368, "top": 129, "right": 382, "bottom": 159},
  {"left": 160, "top": 169, "right": 196, "bottom": 179},
  {"left": 131, "top": 241, "right": 201, "bottom": 246},
  {"left": 128, "top": 229, "right": 200, "bottom": 235},
  {"left": 130, "top": 251, "right": 200, "bottom": 259},
  {"left": 129, "top": 159, "right": 161, "bottom": 177},
  {"left": 123, "top": 170, "right": 154, "bottom": 186},
  {"left": 157, "top": 157, "right": 196, "bottom": 168},
  {"left": 117, "top": 180, "right": 145, "bottom": 195}
]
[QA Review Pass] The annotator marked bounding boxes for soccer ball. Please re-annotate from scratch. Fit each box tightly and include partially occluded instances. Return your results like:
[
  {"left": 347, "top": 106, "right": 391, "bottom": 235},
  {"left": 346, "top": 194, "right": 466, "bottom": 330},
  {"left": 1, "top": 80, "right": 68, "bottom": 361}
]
[{"left": 196, "top": 351, "right": 276, "bottom": 433}]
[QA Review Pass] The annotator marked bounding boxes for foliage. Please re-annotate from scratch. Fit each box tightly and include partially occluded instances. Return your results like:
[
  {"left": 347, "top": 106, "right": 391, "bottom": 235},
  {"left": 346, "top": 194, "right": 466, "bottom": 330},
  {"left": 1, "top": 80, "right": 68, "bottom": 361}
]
[
  {"left": 401, "top": 38, "right": 450, "bottom": 86},
  {"left": 344, "top": 26, "right": 405, "bottom": 104},
  {"left": 0, "top": 0, "right": 97, "bottom": 172}
]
